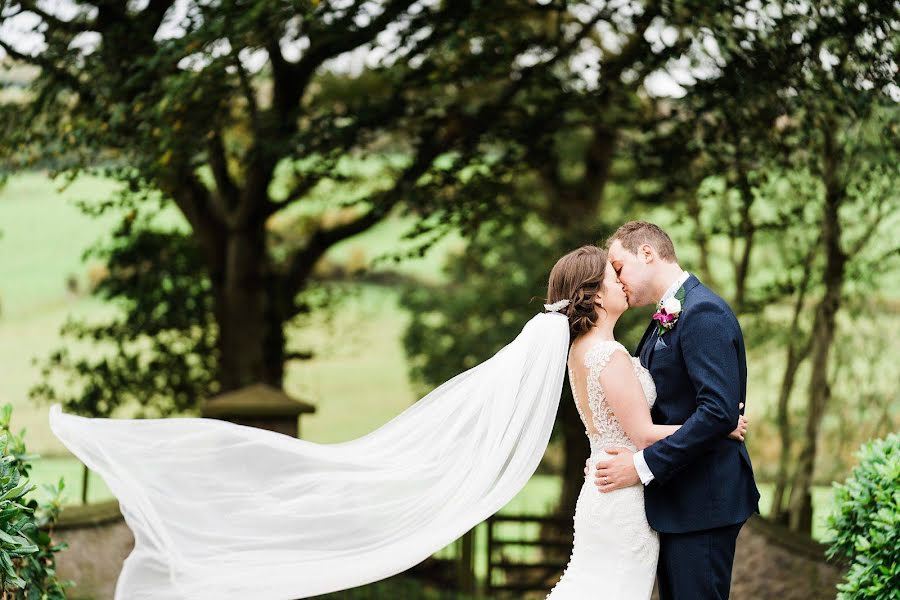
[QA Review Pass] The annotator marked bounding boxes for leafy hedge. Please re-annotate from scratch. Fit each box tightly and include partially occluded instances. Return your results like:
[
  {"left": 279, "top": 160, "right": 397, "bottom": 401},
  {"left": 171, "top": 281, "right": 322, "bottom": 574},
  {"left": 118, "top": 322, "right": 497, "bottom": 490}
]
[
  {"left": 826, "top": 431, "right": 899, "bottom": 600},
  {"left": 0, "top": 404, "right": 72, "bottom": 598}
]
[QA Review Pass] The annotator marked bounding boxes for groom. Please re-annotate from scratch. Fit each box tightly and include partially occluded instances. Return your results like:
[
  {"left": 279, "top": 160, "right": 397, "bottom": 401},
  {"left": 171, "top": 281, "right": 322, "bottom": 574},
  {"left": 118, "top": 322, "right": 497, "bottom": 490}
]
[{"left": 593, "top": 221, "right": 760, "bottom": 599}]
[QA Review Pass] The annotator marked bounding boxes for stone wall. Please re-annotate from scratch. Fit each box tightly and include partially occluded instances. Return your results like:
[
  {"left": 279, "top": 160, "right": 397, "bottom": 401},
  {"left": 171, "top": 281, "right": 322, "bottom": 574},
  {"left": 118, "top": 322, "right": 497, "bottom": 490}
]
[
  {"left": 52, "top": 501, "right": 133, "bottom": 600},
  {"left": 48, "top": 504, "right": 844, "bottom": 600},
  {"left": 730, "top": 516, "right": 844, "bottom": 600}
]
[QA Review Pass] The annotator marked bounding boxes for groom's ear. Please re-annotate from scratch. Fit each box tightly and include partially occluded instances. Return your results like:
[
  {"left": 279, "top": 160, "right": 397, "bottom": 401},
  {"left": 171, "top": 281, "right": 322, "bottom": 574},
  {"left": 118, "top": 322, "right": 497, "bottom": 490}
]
[{"left": 639, "top": 243, "right": 655, "bottom": 263}]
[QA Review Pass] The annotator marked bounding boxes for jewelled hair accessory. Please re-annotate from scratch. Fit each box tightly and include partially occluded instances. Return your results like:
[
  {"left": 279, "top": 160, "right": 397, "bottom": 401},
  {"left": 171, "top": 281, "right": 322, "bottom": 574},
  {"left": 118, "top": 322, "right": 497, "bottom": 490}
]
[{"left": 543, "top": 299, "right": 571, "bottom": 313}]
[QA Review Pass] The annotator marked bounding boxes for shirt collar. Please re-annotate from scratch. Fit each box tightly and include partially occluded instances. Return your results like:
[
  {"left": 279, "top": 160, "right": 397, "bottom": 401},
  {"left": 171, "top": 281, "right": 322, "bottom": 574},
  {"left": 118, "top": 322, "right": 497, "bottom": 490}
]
[{"left": 658, "top": 271, "right": 690, "bottom": 308}]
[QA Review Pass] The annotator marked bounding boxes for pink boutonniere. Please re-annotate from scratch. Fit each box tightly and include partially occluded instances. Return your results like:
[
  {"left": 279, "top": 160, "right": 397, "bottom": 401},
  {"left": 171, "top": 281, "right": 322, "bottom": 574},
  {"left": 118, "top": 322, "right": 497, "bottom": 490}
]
[{"left": 652, "top": 287, "right": 685, "bottom": 336}]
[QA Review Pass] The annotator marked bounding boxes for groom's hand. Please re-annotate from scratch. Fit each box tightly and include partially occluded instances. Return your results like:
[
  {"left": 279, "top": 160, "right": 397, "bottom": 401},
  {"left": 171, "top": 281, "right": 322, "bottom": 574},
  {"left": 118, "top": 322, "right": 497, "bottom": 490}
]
[{"left": 594, "top": 447, "right": 640, "bottom": 493}]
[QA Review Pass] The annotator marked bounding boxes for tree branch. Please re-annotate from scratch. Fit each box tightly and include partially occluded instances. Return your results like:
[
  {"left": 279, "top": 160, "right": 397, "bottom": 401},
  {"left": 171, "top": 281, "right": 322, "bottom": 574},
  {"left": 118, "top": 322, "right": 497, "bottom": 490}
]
[
  {"left": 266, "top": 38, "right": 294, "bottom": 117},
  {"left": 17, "top": 0, "right": 96, "bottom": 32},
  {"left": 0, "top": 37, "right": 96, "bottom": 103},
  {"left": 848, "top": 192, "right": 894, "bottom": 256},
  {"left": 162, "top": 165, "right": 228, "bottom": 271},
  {"left": 291, "top": 0, "right": 417, "bottom": 95},
  {"left": 141, "top": 0, "right": 175, "bottom": 34},
  {"left": 277, "top": 168, "right": 343, "bottom": 212},
  {"left": 596, "top": 0, "right": 662, "bottom": 84},
  {"left": 278, "top": 2, "right": 606, "bottom": 294},
  {"left": 454, "top": 4, "right": 610, "bottom": 148},
  {"left": 281, "top": 127, "right": 443, "bottom": 304},
  {"left": 282, "top": 204, "right": 392, "bottom": 309},
  {"left": 231, "top": 48, "right": 258, "bottom": 125},
  {"left": 316, "top": 0, "right": 369, "bottom": 35},
  {"left": 206, "top": 129, "right": 240, "bottom": 220}
]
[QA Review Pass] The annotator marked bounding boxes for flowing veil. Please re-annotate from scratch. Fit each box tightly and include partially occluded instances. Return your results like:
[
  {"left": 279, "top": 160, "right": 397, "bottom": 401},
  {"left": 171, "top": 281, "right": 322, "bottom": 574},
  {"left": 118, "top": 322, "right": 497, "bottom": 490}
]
[{"left": 48, "top": 311, "right": 570, "bottom": 599}]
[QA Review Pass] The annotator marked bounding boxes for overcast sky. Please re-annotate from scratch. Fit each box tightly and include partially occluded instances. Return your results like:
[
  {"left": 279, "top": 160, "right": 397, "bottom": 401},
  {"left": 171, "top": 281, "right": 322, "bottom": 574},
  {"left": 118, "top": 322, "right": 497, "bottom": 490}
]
[{"left": 0, "top": 0, "right": 704, "bottom": 97}]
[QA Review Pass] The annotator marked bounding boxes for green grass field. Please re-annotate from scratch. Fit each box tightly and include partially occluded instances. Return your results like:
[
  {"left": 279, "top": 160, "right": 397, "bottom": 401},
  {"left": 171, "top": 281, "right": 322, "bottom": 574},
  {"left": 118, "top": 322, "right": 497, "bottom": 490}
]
[{"left": 0, "top": 170, "right": 884, "bottom": 547}]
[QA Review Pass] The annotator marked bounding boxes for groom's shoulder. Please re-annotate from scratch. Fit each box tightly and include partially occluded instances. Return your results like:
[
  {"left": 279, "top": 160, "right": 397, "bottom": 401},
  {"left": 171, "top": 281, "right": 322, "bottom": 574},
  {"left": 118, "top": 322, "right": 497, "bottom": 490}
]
[
  {"left": 686, "top": 282, "right": 740, "bottom": 327},
  {"left": 689, "top": 282, "right": 727, "bottom": 308},
  {"left": 684, "top": 279, "right": 734, "bottom": 314}
]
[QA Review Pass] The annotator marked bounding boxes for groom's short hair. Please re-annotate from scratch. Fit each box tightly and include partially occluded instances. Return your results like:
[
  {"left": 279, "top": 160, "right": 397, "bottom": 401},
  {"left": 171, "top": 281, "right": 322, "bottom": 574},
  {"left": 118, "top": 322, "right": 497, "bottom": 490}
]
[{"left": 606, "top": 221, "right": 677, "bottom": 262}]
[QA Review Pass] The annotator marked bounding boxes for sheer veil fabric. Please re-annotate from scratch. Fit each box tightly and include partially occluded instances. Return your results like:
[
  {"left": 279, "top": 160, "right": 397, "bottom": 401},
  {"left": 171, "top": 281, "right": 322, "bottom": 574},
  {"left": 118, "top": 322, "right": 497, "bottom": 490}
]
[{"left": 48, "top": 312, "right": 570, "bottom": 599}]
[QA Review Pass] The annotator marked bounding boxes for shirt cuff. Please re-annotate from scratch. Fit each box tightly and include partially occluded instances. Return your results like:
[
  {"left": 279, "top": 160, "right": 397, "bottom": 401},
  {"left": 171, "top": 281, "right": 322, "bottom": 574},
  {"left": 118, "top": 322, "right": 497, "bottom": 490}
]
[{"left": 633, "top": 450, "right": 655, "bottom": 485}]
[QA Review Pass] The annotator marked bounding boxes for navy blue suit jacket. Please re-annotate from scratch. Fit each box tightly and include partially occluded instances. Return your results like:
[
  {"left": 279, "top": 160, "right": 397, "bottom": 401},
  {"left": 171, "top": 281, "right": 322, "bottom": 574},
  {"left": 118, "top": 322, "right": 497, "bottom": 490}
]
[{"left": 636, "top": 274, "right": 760, "bottom": 534}]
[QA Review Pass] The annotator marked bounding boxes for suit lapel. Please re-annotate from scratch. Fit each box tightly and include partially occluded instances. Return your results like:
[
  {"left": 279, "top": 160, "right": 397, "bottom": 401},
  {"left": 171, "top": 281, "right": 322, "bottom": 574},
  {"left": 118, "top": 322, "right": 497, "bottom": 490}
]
[
  {"left": 639, "top": 273, "right": 703, "bottom": 370},
  {"left": 637, "top": 320, "right": 656, "bottom": 368},
  {"left": 644, "top": 327, "right": 660, "bottom": 369}
]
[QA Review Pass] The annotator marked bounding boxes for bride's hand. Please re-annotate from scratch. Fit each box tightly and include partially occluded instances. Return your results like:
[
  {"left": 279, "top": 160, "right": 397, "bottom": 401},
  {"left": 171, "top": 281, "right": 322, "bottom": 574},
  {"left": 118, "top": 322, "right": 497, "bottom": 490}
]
[{"left": 728, "top": 403, "right": 748, "bottom": 442}]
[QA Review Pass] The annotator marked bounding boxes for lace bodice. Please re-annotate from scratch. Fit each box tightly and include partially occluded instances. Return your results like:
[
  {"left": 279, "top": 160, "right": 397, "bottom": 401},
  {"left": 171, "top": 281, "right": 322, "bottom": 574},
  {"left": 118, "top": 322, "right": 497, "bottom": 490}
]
[{"left": 567, "top": 340, "right": 657, "bottom": 453}]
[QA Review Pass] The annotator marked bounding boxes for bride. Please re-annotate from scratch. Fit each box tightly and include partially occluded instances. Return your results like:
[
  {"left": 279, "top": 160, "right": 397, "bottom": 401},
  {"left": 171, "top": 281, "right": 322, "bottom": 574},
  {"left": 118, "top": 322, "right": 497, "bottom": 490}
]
[
  {"left": 544, "top": 245, "right": 746, "bottom": 599},
  {"left": 48, "top": 244, "right": 746, "bottom": 600}
]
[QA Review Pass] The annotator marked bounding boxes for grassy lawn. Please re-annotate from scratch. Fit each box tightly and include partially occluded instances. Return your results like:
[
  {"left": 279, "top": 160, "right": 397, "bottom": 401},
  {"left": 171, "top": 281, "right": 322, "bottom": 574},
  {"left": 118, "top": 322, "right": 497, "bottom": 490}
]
[{"left": 0, "top": 172, "right": 121, "bottom": 319}]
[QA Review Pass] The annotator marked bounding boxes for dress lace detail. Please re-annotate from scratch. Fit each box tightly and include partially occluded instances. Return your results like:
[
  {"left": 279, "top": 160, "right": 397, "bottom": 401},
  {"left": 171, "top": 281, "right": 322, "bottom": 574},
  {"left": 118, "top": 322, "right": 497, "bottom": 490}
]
[
  {"left": 569, "top": 340, "right": 657, "bottom": 452},
  {"left": 547, "top": 339, "right": 660, "bottom": 599}
]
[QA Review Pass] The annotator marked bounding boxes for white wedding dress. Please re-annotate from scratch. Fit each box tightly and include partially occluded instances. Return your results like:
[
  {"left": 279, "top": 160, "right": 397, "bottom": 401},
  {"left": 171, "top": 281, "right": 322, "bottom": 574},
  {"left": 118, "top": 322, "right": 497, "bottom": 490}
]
[{"left": 546, "top": 340, "right": 659, "bottom": 599}]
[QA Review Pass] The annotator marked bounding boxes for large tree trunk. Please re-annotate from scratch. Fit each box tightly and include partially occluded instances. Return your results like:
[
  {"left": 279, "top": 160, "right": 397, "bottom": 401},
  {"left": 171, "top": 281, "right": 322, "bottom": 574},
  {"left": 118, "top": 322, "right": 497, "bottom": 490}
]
[
  {"left": 786, "top": 131, "right": 847, "bottom": 533},
  {"left": 211, "top": 226, "right": 286, "bottom": 391}
]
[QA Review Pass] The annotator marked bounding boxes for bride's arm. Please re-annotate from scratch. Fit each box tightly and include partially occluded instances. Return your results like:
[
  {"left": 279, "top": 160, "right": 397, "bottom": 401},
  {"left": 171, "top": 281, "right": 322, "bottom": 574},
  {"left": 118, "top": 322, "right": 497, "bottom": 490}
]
[
  {"left": 600, "top": 350, "right": 749, "bottom": 449},
  {"left": 599, "top": 350, "right": 680, "bottom": 450}
]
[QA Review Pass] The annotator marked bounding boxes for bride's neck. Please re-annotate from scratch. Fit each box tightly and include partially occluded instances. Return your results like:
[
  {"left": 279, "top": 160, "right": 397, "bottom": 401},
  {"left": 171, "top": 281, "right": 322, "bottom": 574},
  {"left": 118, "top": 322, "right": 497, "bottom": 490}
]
[{"left": 588, "top": 315, "right": 617, "bottom": 341}]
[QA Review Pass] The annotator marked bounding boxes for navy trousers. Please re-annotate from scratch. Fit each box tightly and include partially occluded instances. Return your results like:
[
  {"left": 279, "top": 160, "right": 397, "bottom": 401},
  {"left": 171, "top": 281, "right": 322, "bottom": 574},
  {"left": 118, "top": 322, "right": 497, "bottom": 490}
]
[{"left": 656, "top": 521, "right": 745, "bottom": 600}]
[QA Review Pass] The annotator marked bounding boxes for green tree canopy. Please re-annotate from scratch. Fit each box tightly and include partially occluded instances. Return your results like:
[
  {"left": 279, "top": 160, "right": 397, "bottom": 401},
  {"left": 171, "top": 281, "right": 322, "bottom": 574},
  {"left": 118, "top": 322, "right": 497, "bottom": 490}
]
[{"left": 0, "top": 0, "right": 632, "bottom": 414}]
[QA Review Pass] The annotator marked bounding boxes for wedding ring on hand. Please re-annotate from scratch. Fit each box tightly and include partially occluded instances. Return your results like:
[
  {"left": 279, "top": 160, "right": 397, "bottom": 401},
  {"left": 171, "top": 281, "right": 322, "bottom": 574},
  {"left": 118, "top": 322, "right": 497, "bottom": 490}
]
[{"left": 603, "top": 476, "right": 609, "bottom": 484}]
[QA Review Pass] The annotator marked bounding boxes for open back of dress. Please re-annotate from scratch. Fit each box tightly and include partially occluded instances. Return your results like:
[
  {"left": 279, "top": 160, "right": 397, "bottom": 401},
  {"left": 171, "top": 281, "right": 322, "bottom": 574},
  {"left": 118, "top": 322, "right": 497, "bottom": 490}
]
[{"left": 566, "top": 339, "right": 654, "bottom": 453}]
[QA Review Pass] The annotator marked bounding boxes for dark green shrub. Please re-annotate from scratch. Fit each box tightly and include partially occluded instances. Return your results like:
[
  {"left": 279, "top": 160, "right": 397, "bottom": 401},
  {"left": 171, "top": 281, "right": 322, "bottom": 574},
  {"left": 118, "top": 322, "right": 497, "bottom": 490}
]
[
  {"left": 826, "top": 431, "right": 900, "bottom": 600},
  {"left": 0, "top": 404, "right": 73, "bottom": 598}
]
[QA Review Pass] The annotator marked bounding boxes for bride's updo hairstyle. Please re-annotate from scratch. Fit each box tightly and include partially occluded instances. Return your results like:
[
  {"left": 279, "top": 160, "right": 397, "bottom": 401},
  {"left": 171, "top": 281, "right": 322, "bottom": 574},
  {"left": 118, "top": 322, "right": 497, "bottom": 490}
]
[{"left": 546, "top": 245, "right": 608, "bottom": 339}]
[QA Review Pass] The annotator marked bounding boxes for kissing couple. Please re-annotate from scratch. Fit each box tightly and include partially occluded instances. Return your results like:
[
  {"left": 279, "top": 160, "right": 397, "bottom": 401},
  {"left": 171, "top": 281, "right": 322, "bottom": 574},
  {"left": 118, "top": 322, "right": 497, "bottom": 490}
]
[{"left": 50, "top": 220, "right": 759, "bottom": 599}]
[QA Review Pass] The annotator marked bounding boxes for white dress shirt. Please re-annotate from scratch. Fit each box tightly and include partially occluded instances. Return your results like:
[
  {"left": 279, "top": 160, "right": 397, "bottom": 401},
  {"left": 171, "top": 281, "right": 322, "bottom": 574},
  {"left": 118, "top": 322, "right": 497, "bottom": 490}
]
[{"left": 633, "top": 270, "right": 690, "bottom": 485}]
